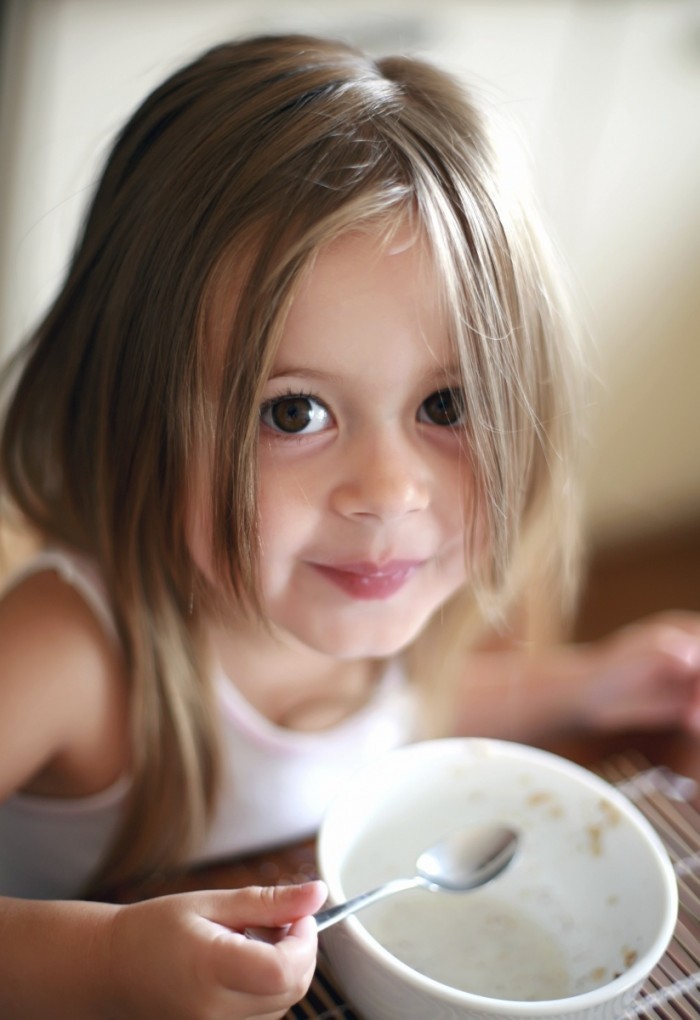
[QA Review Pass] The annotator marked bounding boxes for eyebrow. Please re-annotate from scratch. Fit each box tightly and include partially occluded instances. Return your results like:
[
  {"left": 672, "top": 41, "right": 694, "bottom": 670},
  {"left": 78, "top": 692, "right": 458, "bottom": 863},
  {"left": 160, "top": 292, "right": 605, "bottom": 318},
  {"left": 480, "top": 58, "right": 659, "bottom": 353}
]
[
  {"left": 266, "top": 362, "right": 463, "bottom": 385},
  {"left": 265, "top": 366, "right": 341, "bottom": 384}
]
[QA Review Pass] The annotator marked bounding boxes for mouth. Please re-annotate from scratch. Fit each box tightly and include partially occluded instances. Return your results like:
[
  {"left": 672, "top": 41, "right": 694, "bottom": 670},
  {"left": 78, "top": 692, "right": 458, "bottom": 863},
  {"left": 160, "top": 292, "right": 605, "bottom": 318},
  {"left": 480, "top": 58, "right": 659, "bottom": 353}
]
[{"left": 310, "top": 560, "right": 423, "bottom": 600}]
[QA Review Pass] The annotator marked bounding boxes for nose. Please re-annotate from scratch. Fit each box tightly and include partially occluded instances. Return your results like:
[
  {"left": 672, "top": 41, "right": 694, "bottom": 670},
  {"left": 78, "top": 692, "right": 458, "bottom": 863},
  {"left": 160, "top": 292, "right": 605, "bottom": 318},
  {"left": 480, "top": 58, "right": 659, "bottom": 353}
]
[{"left": 330, "top": 430, "right": 430, "bottom": 522}]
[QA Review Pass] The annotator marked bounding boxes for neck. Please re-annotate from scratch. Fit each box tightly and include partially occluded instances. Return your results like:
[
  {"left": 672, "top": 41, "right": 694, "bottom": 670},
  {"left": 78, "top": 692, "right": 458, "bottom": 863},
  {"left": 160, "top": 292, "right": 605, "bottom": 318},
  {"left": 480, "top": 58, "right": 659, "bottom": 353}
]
[{"left": 205, "top": 613, "right": 381, "bottom": 731}]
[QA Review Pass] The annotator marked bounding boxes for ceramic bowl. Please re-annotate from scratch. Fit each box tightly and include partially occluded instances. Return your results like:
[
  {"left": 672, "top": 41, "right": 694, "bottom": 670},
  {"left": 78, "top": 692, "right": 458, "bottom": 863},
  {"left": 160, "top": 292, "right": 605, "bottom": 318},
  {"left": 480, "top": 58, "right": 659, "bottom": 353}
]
[{"left": 317, "top": 738, "right": 678, "bottom": 1020}]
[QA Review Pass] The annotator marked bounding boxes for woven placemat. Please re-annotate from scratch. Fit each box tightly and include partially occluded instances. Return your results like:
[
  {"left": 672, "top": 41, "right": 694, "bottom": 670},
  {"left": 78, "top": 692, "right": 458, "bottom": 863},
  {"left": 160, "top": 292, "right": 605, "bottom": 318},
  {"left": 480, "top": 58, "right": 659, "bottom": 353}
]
[
  {"left": 599, "top": 754, "right": 700, "bottom": 1019},
  {"left": 288, "top": 752, "right": 700, "bottom": 1019}
]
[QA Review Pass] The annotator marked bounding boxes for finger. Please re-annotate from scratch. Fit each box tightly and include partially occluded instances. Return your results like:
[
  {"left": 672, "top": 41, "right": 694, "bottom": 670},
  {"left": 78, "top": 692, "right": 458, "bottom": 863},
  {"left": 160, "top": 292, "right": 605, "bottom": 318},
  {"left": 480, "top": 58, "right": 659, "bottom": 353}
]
[
  {"left": 628, "top": 611, "right": 700, "bottom": 634},
  {"left": 662, "top": 636, "right": 700, "bottom": 670},
  {"left": 198, "top": 881, "right": 328, "bottom": 930},
  {"left": 213, "top": 912, "right": 319, "bottom": 997},
  {"left": 655, "top": 612, "right": 700, "bottom": 636},
  {"left": 193, "top": 884, "right": 324, "bottom": 997},
  {"left": 685, "top": 679, "right": 700, "bottom": 734},
  {"left": 629, "top": 624, "right": 700, "bottom": 671}
]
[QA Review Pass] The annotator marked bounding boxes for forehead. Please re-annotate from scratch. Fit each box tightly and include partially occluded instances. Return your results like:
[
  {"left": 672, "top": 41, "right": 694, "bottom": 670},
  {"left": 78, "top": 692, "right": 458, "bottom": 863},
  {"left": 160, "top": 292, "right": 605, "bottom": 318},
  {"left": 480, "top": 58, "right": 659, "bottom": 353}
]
[{"left": 271, "top": 227, "right": 453, "bottom": 377}]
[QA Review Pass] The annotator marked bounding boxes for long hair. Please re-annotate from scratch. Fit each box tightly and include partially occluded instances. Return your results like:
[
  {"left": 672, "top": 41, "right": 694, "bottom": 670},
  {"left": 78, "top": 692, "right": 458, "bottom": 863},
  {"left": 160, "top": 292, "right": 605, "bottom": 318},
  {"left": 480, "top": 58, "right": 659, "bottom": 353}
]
[{"left": 0, "top": 34, "right": 584, "bottom": 892}]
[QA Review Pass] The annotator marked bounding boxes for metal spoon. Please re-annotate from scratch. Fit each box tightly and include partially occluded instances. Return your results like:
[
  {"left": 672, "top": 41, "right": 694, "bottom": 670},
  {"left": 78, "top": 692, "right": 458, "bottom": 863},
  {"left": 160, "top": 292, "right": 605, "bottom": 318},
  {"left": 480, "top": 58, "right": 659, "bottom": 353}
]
[
  {"left": 314, "top": 822, "right": 519, "bottom": 932},
  {"left": 245, "top": 823, "right": 518, "bottom": 943}
]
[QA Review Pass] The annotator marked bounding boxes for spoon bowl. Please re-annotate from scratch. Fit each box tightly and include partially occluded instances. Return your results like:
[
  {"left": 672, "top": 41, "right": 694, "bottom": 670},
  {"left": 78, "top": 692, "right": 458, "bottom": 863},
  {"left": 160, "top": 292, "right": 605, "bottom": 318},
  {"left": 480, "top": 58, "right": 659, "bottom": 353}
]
[{"left": 314, "top": 822, "right": 518, "bottom": 931}]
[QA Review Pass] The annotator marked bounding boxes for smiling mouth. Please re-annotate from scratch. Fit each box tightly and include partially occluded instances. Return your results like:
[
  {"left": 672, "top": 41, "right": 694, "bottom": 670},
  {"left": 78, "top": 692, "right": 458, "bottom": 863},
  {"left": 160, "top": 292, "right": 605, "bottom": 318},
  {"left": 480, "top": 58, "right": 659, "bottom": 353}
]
[{"left": 311, "top": 560, "right": 423, "bottom": 600}]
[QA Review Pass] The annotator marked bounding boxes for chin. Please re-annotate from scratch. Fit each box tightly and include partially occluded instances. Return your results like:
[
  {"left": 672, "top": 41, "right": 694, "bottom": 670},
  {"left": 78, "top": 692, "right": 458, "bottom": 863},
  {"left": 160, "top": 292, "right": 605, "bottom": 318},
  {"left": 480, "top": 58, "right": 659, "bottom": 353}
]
[{"left": 294, "top": 614, "right": 431, "bottom": 661}]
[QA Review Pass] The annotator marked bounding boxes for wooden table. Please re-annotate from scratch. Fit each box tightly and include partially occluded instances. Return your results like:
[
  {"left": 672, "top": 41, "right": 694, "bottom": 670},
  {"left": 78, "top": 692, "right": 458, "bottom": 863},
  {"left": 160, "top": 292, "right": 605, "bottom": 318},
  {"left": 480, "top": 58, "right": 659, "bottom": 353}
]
[
  {"left": 543, "top": 728, "right": 700, "bottom": 780},
  {"left": 120, "top": 729, "right": 700, "bottom": 1018}
]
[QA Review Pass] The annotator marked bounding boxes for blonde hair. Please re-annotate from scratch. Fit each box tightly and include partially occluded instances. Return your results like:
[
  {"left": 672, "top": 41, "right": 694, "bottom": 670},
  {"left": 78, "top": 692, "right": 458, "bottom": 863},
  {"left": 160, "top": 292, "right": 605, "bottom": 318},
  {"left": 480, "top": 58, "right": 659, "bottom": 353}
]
[{"left": 0, "top": 34, "right": 584, "bottom": 892}]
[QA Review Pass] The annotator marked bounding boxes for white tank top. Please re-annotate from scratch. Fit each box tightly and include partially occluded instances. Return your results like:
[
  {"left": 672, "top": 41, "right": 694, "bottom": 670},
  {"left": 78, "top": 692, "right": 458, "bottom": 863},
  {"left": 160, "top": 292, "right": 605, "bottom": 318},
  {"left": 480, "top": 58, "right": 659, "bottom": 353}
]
[{"left": 0, "top": 550, "right": 418, "bottom": 898}]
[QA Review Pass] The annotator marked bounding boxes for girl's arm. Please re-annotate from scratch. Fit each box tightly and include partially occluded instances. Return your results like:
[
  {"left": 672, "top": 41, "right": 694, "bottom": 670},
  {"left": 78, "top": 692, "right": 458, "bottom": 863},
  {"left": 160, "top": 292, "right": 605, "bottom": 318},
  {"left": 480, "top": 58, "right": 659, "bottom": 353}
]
[
  {"left": 0, "top": 569, "right": 129, "bottom": 801},
  {"left": 0, "top": 883, "right": 326, "bottom": 1020},
  {"left": 452, "top": 612, "right": 700, "bottom": 742},
  {"left": 0, "top": 897, "right": 118, "bottom": 1018},
  {"left": 0, "top": 573, "right": 325, "bottom": 1018}
]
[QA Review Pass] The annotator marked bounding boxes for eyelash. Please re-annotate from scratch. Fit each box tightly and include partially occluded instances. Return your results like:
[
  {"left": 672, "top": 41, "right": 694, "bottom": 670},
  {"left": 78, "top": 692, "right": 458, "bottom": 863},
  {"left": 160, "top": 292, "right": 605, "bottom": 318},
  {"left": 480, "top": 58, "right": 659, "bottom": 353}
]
[
  {"left": 259, "top": 387, "right": 315, "bottom": 413},
  {"left": 259, "top": 387, "right": 466, "bottom": 437}
]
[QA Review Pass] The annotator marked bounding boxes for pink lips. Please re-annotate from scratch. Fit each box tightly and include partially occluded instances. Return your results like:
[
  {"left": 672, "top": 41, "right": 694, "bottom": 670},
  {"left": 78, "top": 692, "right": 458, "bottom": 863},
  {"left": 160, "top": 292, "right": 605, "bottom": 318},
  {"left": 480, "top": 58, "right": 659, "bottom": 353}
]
[{"left": 311, "top": 560, "right": 422, "bottom": 600}]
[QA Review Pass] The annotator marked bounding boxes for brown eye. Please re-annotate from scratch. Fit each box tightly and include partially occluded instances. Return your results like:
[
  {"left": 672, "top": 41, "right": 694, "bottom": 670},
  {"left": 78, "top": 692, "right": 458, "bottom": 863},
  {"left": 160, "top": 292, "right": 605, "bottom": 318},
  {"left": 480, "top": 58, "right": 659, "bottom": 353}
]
[
  {"left": 419, "top": 388, "right": 466, "bottom": 427},
  {"left": 260, "top": 394, "right": 331, "bottom": 434}
]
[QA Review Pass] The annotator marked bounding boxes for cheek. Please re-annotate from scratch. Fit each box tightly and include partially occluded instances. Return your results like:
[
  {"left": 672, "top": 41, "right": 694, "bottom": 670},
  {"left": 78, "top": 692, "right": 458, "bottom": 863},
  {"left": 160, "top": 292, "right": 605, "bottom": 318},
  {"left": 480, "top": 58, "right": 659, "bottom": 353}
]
[
  {"left": 441, "top": 456, "right": 483, "bottom": 572},
  {"left": 257, "top": 451, "right": 323, "bottom": 534},
  {"left": 439, "top": 448, "right": 473, "bottom": 528},
  {"left": 257, "top": 480, "right": 310, "bottom": 560},
  {"left": 256, "top": 460, "right": 329, "bottom": 599}
]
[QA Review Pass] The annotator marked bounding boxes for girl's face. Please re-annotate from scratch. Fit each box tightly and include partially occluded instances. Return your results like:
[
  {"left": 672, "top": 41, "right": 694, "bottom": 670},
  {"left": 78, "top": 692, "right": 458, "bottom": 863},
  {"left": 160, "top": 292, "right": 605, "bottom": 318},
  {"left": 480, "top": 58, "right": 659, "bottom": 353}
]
[{"left": 252, "top": 227, "right": 472, "bottom": 659}]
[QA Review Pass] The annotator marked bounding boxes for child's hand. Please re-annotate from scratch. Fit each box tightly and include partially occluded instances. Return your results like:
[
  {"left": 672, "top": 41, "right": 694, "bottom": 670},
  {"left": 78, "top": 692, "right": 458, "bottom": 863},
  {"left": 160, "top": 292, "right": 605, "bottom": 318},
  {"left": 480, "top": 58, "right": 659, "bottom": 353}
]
[
  {"left": 582, "top": 612, "right": 700, "bottom": 735},
  {"left": 106, "top": 880, "right": 327, "bottom": 1020}
]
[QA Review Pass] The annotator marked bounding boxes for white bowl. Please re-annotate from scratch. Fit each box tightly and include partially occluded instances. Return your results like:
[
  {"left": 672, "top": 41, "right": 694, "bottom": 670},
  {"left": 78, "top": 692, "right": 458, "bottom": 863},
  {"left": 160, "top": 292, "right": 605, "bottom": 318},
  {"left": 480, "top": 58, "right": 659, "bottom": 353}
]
[{"left": 317, "top": 738, "right": 678, "bottom": 1020}]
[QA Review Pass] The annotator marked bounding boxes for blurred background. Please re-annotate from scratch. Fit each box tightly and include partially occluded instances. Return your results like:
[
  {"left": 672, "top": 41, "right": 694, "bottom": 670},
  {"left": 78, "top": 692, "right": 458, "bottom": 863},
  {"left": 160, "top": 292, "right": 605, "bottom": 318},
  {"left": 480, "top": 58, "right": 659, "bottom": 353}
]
[{"left": 0, "top": 0, "right": 698, "bottom": 634}]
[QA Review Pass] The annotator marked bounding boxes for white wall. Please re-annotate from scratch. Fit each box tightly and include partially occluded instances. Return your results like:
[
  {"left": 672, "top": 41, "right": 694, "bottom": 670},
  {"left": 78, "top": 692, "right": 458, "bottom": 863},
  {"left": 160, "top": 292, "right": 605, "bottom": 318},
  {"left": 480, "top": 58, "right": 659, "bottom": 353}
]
[{"left": 1, "top": 0, "right": 699, "bottom": 545}]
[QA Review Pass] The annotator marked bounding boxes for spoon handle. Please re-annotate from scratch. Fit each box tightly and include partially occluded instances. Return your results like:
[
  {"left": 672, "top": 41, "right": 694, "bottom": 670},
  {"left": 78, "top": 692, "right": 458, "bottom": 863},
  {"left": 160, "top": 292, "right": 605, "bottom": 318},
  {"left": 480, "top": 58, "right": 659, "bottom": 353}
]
[{"left": 315, "top": 875, "right": 426, "bottom": 932}]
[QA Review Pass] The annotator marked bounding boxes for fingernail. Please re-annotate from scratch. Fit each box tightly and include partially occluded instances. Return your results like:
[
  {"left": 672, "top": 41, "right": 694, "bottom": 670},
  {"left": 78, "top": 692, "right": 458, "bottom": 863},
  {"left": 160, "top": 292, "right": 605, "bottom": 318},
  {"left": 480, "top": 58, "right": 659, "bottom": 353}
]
[{"left": 669, "top": 640, "right": 700, "bottom": 668}]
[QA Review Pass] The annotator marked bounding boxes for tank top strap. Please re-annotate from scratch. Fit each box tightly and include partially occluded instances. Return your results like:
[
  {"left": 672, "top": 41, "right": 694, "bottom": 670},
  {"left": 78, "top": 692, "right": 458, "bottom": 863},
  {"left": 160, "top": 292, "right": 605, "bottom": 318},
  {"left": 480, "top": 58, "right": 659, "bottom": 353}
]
[{"left": 3, "top": 547, "right": 119, "bottom": 644}]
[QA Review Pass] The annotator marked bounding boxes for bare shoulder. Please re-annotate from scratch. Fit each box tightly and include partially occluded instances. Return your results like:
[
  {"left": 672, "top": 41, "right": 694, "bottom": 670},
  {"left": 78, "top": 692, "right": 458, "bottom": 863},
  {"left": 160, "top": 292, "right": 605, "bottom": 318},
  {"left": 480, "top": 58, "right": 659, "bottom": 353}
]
[{"left": 0, "top": 569, "right": 130, "bottom": 800}]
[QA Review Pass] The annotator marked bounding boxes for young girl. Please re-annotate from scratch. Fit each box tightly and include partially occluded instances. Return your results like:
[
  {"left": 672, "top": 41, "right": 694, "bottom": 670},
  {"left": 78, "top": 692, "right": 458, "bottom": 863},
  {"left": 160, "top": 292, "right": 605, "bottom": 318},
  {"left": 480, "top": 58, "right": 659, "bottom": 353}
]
[{"left": 0, "top": 33, "right": 698, "bottom": 1020}]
